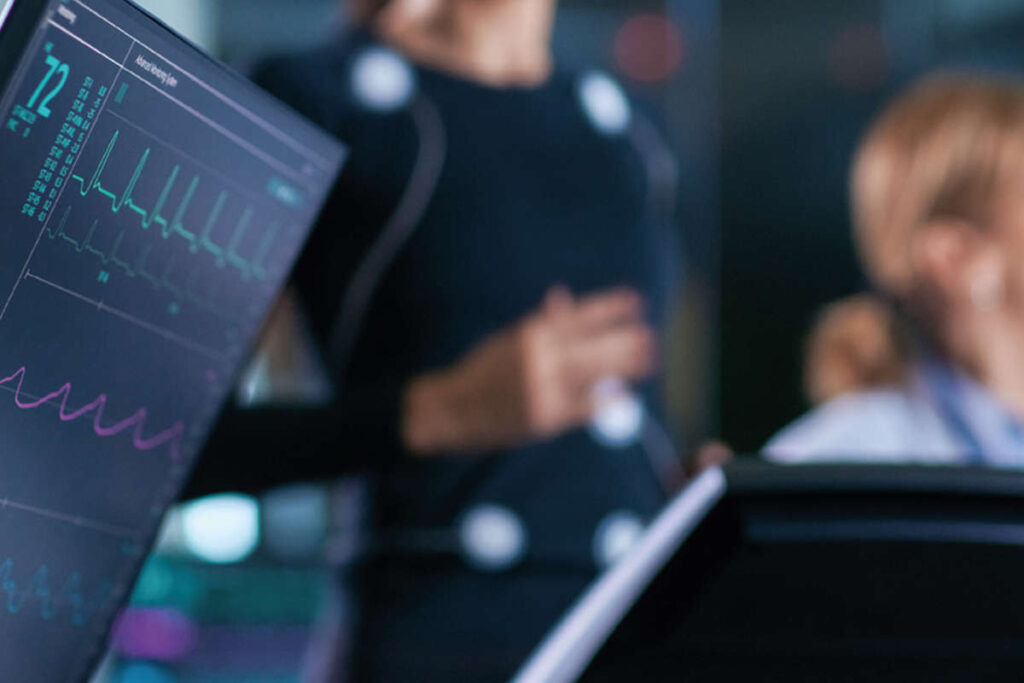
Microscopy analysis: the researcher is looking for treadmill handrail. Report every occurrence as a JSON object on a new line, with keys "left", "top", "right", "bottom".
{"left": 512, "top": 467, "right": 727, "bottom": 683}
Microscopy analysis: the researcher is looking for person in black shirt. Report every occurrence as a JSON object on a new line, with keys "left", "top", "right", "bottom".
{"left": 188, "top": 0, "right": 682, "bottom": 679}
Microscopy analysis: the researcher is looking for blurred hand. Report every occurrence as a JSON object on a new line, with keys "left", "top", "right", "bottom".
{"left": 402, "top": 286, "right": 657, "bottom": 455}
{"left": 687, "top": 440, "right": 735, "bottom": 477}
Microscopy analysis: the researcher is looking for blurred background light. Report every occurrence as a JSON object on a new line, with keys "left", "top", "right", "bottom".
{"left": 132, "top": 0, "right": 217, "bottom": 51}
{"left": 112, "top": 608, "right": 198, "bottom": 662}
{"left": 262, "top": 485, "right": 329, "bottom": 561}
{"left": 180, "top": 494, "right": 260, "bottom": 565}
{"left": 151, "top": 507, "right": 187, "bottom": 558}
{"left": 614, "top": 13, "right": 686, "bottom": 83}
{"left": 828, "top": 23, "right": 888, "bottom": 92}
{"left": 111, "top": 662, "right": 176, "bottom": 683}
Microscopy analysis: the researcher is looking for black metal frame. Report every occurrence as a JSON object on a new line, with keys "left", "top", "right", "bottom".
{"left": 516, "top": 461, "right": 1024, "bottom": 683}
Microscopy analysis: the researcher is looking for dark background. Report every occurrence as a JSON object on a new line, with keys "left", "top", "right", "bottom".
{"left": 91, "top": 1, "right": 1024, "bottom": 680}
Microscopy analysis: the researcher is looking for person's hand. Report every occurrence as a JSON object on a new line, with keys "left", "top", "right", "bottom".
{"left": 402, "top": 286, "right": 657, "bottom": 455}
{"left": 687, "top": 440, "right": 735, "bottom": 477}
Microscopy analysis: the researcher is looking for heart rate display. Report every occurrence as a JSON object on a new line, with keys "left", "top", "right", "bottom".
{"left": 0, "top": 0, "right": 345, "bottom": 679}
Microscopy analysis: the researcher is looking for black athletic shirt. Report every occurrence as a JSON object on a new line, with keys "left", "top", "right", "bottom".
{"left": 188, "top": 29, "right": 681, "bottom": 681}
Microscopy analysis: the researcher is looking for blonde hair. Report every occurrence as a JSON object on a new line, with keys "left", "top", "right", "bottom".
{"left": 852, "top": 73, "right": 1024, "bottom": 298}
{"left": 807, "top": 73, "right": 1024, "bottom": 404}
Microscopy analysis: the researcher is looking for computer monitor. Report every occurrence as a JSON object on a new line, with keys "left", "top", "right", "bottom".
{"left": 0, "top": 1, "right": 345, "bottom": 679}
{"left": 517, "top": 462, "right": 1024, "bottom": 682}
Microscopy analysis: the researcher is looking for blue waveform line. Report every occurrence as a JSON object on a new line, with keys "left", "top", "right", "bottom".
{"left": 0, "top": 558, "right": 110, "bottom": 626}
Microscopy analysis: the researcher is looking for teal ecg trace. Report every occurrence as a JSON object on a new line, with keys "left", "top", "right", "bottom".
{"left": 70, "top": 130, "right": 280, "bottom": 281}
{"left": 47, "top": 206, "right": 229, "bottom": 316}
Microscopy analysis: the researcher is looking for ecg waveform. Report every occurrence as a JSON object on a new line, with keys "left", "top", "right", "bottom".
{"left": 0, "top": 366, "right": 184, "bottom": 461}
{"left": 1, "top": 558, "right": 108, "bottom": 626}
{"left": 70, "top": 130, "right": 279, "bottom": 281}
{"left": 47, "top": 206, "right": 225, "bottom": 316}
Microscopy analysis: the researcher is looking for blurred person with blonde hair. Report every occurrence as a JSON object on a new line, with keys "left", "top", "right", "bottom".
{"left": 767, "top": 72, "right": 1024, "bottom": 465}
{"left": 186, "top": 0, "right": 683, "bottom": 680}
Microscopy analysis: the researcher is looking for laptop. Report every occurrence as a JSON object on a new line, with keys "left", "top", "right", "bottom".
{"left": 0, "top": 0, "right": 345, "bottom": 678}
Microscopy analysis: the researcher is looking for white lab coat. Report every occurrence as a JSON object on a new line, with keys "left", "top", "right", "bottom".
{"left": 764, "top": 360, "right": 1024, "bottom": 468}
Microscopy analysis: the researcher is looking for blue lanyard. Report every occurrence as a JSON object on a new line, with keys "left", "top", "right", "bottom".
{"left": 924, "top": 368, "right": 986, "bottom": 464}
{"left": 920, "top": 361, "right": 1024, "bottom": 466}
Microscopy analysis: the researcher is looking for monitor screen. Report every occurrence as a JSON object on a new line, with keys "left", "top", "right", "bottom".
{"left": 0, "top": 0, "right": 345, "bottom": 679}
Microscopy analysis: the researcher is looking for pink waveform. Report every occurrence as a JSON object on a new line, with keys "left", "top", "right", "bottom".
{"left": 0, "top": 366, "right": 184, "bottom": 461}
